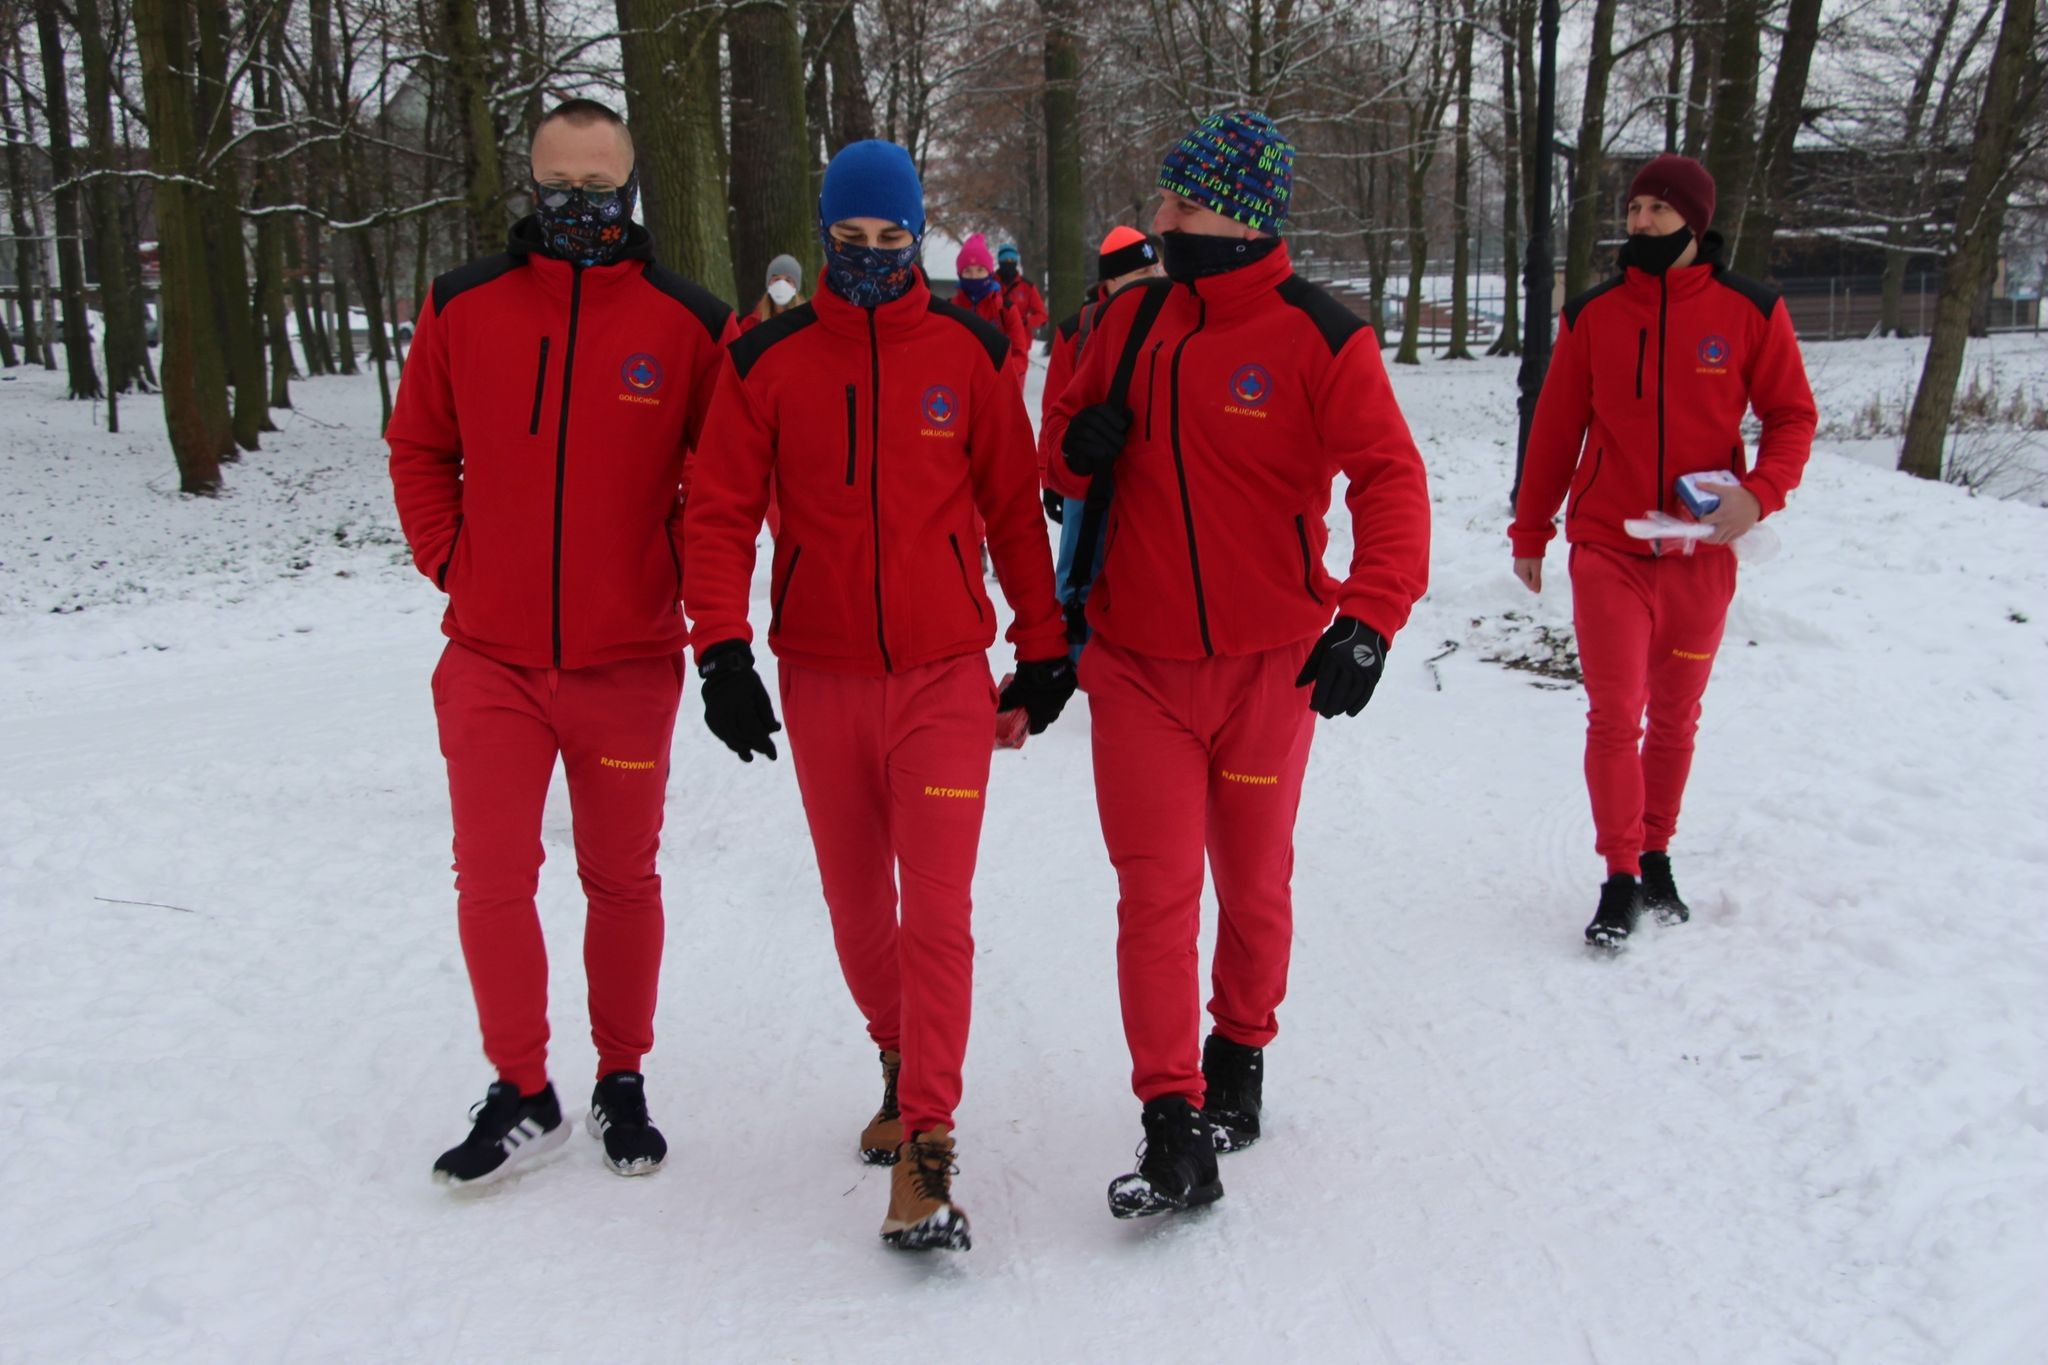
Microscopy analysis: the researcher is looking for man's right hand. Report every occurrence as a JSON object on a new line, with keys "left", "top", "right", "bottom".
{"left": 1043, "top": 488, "right": 1065, "bottom": 524}
{"left": 697, "top": 640, "right": 780, "bottom": 762}
{"left": 1061, "top": 403, "right": 1133, "bottom": 478}
{"left": 1513, "top": 557, "right": 1543, "bottom": 594}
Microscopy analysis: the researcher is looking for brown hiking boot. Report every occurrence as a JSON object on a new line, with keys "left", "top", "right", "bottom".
{"left": 880, "top": 1126, "right": 971, "bottom": 1251}
{"left": 857, "top": 1050, "right": 902, "bottom": 1166}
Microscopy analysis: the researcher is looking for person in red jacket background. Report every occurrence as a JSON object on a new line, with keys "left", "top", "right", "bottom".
{"left": 683, "top": 139, "right": 1073, "bottom": 1253}
{"left": 1511, "top": 154, "right": 1815, "bottom": 951}
{"left": 1045, "top": 111, "right": 1431, "bottom": 1219}
{"left": 996, "top": 241, "right": 1049, "bottom": 340}
{"left": 950, "top": 232, "right": 1030, "bottom": 392}
{"left": 387, "top": 99, "right": 737, "bottom": 1189}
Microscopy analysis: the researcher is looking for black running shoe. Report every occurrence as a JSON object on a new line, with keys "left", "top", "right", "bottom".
{"left": 1585, "top": 873, "right": 1642, "bottom": 952}
{"left": 587, "top": 1071, "right": 667, "bottom": 1176}
{"left": 1201, "top": 1034, "right": 1263, "bottom": 1153}
{"left": 1107, "top": 1096, "right": 1223, "bottom": 1219}
{"left": 432, "top": 1081, "right": 566, "bottom": 1187}
{"left": 1640, "top": 851, "right": 1690, "bottom": 925}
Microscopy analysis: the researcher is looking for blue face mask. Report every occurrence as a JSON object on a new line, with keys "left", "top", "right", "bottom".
{"left": 822, "top": 232, "right": 921, "bottom": 309}
{"left": 957, "top": 275, "right": 1000, "bottom": 304}
{"left": 532, "top": 171, "right": 639, "bottom": 266}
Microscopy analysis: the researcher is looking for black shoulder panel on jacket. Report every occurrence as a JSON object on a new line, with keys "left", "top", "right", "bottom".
{"left": 728, "top": 305, "right": 819, "bottom": 381}
{"left": 1057, "top": 312, "right": 1082, "bottom": 342}
{"left": 1709, "top": 269, "right": 1782, "bottom": 320}
{"left": 1561, "top": 276, "right": 1626, "bottom": 329}
{"left": 641, "top": 264, "right": 738, "bottom": 341}
{"left": 925, "top": 296, "right": 1011, "bottom": 373}
{"left": 1276, "top": 276, "right": 1369, "bottom": 356}
{"left": 432, "top": 254, "right": 522, "bottom": 315}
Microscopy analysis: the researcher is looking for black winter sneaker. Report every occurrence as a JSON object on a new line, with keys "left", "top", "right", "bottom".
{"left": 1640, "top": 851, "right": 1690, "bottom": 925}
{"left": 1107, "top": 1096, "right": 1224, "bottom": 1219}
{"left": 587, "top": 1071, "right": 667, "bottom": 1176}
{"left": 1585, "top": 873, "right": 1642, "bottom": 952}
{"left": 1201, "top": 1034, "right": 1263, "bottom": 1153}
{"left": 432, "top": 1081, "right": 566, "bottom": 1187}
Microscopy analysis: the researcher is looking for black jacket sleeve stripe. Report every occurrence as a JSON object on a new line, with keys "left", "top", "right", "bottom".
{"left": 729, "top": 304, "right": 820, "bottom": 380}
{"left": 924, "top": 296, "right": 1011, "bottom": 373}
{"left": 432, "top": 254, "right": 523, "bottom": 315}
{"left": 642, "top": 264, "right": 739, "bottom": 341}
{"left": 1561, "top": 275, "right": 1626, "bottom": 329}
{"left": 1709, "top": 269, "right": 1783, "bottom": 320}
{"left": 1276, "top": 275, "right": 1370, "bottom": 356}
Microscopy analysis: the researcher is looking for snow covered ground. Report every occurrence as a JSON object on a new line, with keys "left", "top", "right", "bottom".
{"left": 2, "top": 333, "right": 2044, "bottom": 1361}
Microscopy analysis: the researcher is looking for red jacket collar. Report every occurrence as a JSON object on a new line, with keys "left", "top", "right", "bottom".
{"left": 810, "top": 267, "right": 936, "bottom": 338}
{"left": 1181, "top": 240, "right": 1294, "bottom": 306}
{"left": 505, "top": 216, "right": 655, "bottom": 300}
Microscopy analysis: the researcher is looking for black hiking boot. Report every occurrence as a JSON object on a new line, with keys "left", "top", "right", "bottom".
{"left": 1107, "top": 1096, "right": 1224, "bottom": 1219}
{"left": 587, "top": 1071, "right": 667, "bottom": 1176}
{"left": 1201, "top": 1034, "right": 1263, "bottom": 1153}
{"left": 1640, "top": 851, "right": 1690, "bottom": 925}
{"left": 432, "top": 1081, "right": 567, "bottom": 1188}
{"left": 1585, "top": 873, "right": 1642, "bottom": 952}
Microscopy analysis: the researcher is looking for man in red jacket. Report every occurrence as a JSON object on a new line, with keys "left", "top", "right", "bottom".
{"left": 1044, "top": 111, "right": 1431, "bottom": 1219}
{"left": 1511, "top": 154, "right": 1815, "bottom": 951}
{"left": 684, "top": 139, "right": 1072, "bottom": 1252}
{"left": 387, "top": 99, "right": 737, "bottom": 1188}
{"left": 996, "top": 242, "right": 1049, "bottom": 339}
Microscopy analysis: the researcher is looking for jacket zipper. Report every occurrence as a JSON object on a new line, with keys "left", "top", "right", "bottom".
{"left": 1569, "top": 446, "right": 1605, "bottom": 521}
{"left": 866, "top": 310, "right": 892, "bottom": 672}
{"left": 529, "top": 336, "right": 551, "bottom": 435}
{"left": 1167, "top": 294, "right": 1214, "bottom": 656}
{"left": 843, "top": 384, "right": 857, "bottom": 485}
{"left": 1655, "top": 277, "right": 1669, "bottom": 519}
{"left": 1143, "top": 341, "right": 1163, "bottom": 440}
{"left": 770, "top": 544, "right": 802, "bottom": 635}
{"left": 550, "top": 266, "right": 585, "bottom": 667}
{"left": 1294, "top": 514, "right": 1324, "bottom": 604}
{"left": 948, "top": 533, "right": 985, "bottom": 620}
{"left": 436, "top": 520, "right": 465, "bottom": 589}
{"left": 1634, "top": 328, "right": 1645, "bottom": 399}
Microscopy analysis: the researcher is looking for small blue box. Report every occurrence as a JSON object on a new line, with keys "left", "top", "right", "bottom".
{"left": 1676, "top": 470, "right": 1741, "bottom": 518}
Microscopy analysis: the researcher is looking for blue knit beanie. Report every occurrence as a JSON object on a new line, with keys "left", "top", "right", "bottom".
{"left": 1157, "top": 111, "right": 1294, "bottom": 234}
{"left": 819, "top": 140, "right": 926, "bottom": 239}
{"left": 996, "top": 243, "right": 1020, "bottom": 262}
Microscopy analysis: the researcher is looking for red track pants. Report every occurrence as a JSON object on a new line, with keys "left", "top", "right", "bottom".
{"left": 778, "top": 653, "right": 998, "bottom": 1138}
{"left": 1082, "top": 636, "right": 1317, "bottom": 1106}
{"left": 432, "top": 642, "right": 683, "bottom": 1094}
{"left": 1569, "top": 543, "right": 1737, "bottom": 877}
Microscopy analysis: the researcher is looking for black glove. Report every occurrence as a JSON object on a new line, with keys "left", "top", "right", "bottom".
{"left": 1043, "top": 488, "right": 1065, "bottom": 524}
{"left": 1061, "top": 403, "right": 1133, "bottom": 479}
{"left": 1294, "top": 617, "right": 1388, "bottom": 719}
{"left": 997, "top": 656, "right": 1078, "bottom": 735}
{"left": 697, "top": 640, "right": 781, "bottom": 761}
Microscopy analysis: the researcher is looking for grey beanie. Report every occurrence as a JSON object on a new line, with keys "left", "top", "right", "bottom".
{"left": 767, "top": 254, "right": 803, "bottom": 286}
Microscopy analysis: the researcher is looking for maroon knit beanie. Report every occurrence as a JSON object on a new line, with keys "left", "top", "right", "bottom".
{"left": 1629, "top": 155, "right": 1715, "bottom": 239}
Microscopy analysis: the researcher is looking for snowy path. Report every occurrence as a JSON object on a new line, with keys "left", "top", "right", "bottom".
{"left": 2, "top": 341, "right": 2044, "bottom": 1361}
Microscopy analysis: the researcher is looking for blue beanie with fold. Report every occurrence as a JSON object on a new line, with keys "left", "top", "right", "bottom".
{"left": 819, "top": 140, "right": 926, "bottom": 239}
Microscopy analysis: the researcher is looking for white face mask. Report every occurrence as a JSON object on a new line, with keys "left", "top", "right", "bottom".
{"left": 767, "top": 279, "right": 798, "bottom": 306}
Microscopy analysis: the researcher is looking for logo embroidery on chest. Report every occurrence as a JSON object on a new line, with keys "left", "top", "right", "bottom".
{"left": 1225, "top": 363, "right": 1272, "bottom": 418}
{"left": 1695, "top": 334, "right": 1730, "bottom": 375}
{"left": 920, "top": 384, "right": 960, "bottom": 439}
{"left": 620, "top": 352, "right": 664, "bottom": 405}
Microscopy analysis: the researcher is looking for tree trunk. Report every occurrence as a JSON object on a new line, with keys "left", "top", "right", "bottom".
{"left": 1563, "top": 0, "right": 1617, "bottom": 301}
{"left": 75, "top": 0, "right": 148, "bottom": 392}
{"left": 617, "top": 0, "right": 736, "bottom": 303}
{"left": 352, "top": 230, "right": 395, "bottom": 426}
{"left": 1041, "top": 0, "right": 1086, "bottom": 326}
{"left": 194, "top": 0, "right": 266, "bottom": 447}
{"left": 287, "top": 219, "right": 328, "bottom": 376}
{"left": 1702, "top": 0, "right": 1761, "bottom": 250}
{"left": 33, "top": 2, "right": 102, "bottom": 398}
{"left": 1489, "top": 0, "right": 1522, "bottom": 356}
{"left": 2, "top": 28, "right": 49, "bottom": 370}
{"left": 252, "top": 9, "right": 295, "bottom": 407}
{"left": 1900, "top": 0, "right": 2040, "bottom": 480}
{"left": 1664, "top": 0, "right": 1683, "bottom": 151}
{"left": 1396, "top": 163, "right": 1430, "bottom": 366}
{"left": 1880, "top": 0, "right": 1966, "bottom": 337}
{"left": 822, "top": 0, "right": 876, "bottom": 150}
{"left": 1681, "top": 0, "right": 1719, "bottom": 157}
{"left": 729, "top": 1, "right": 816, "bottom": 301}
{"left": 134, "top": 0, "right": 224, "bottom": 493}
{"left": 332, "top": 250, "right": 357, "bottom": 375}
{"left": 1730, "top": 0, "right": 1822, "bottom": 279}
{"left": 1446, "top": 0, "right": 1476, "bottom": 359}
{"left": 440, "top": 0, "right": 505, "bottom": 257}
{"left": 0, "top": 311, "right": 15, "bottom": 367}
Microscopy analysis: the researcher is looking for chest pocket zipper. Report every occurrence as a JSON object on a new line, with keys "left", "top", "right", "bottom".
{"left": 1294, "top": 514, "right": 1325, "bottom": 604}
{"left": 529, "top": 337, "right": 552, "bottom": 435}
{"left": 771, "top": 546, "right": 803, "bottom": 635}
{"left": 1569, "top": 447, "right": 1605, "bottom": 521}
{"left": 844, "top": 385, "right": 858, "bottom": 485}
{"left": 948, "top": 534, "right": 985, "bottom": 621}
{"left": 1634, "top": 329, "right": 1646, "bottom": 399}
{"left": 1143, "top": 341, "right": 1163, "bottom": 440}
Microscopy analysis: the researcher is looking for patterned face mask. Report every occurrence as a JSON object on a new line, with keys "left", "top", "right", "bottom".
{"left": 956, "top": 275, "right": 1000, "bottom": 304}
{"left": 822, "top": 233, "right": 921, "bottom": 309}
{"left": 531, "top": 170, "right": 639, "bottom": 266}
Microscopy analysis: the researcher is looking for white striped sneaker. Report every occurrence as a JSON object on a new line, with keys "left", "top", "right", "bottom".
{"left": 432, "top": 1081, "right": 568, "bottom": 1187}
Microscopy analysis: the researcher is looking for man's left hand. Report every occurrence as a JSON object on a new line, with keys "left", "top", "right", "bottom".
{"left": 998, "top": 657, "right": 1077, "bottom": 734}
{"left": 1295, "top": 617, "right": 1388, "bottom": 719}
{"left": 1700, "top": 484, "right": 1761, "bottom": 545}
